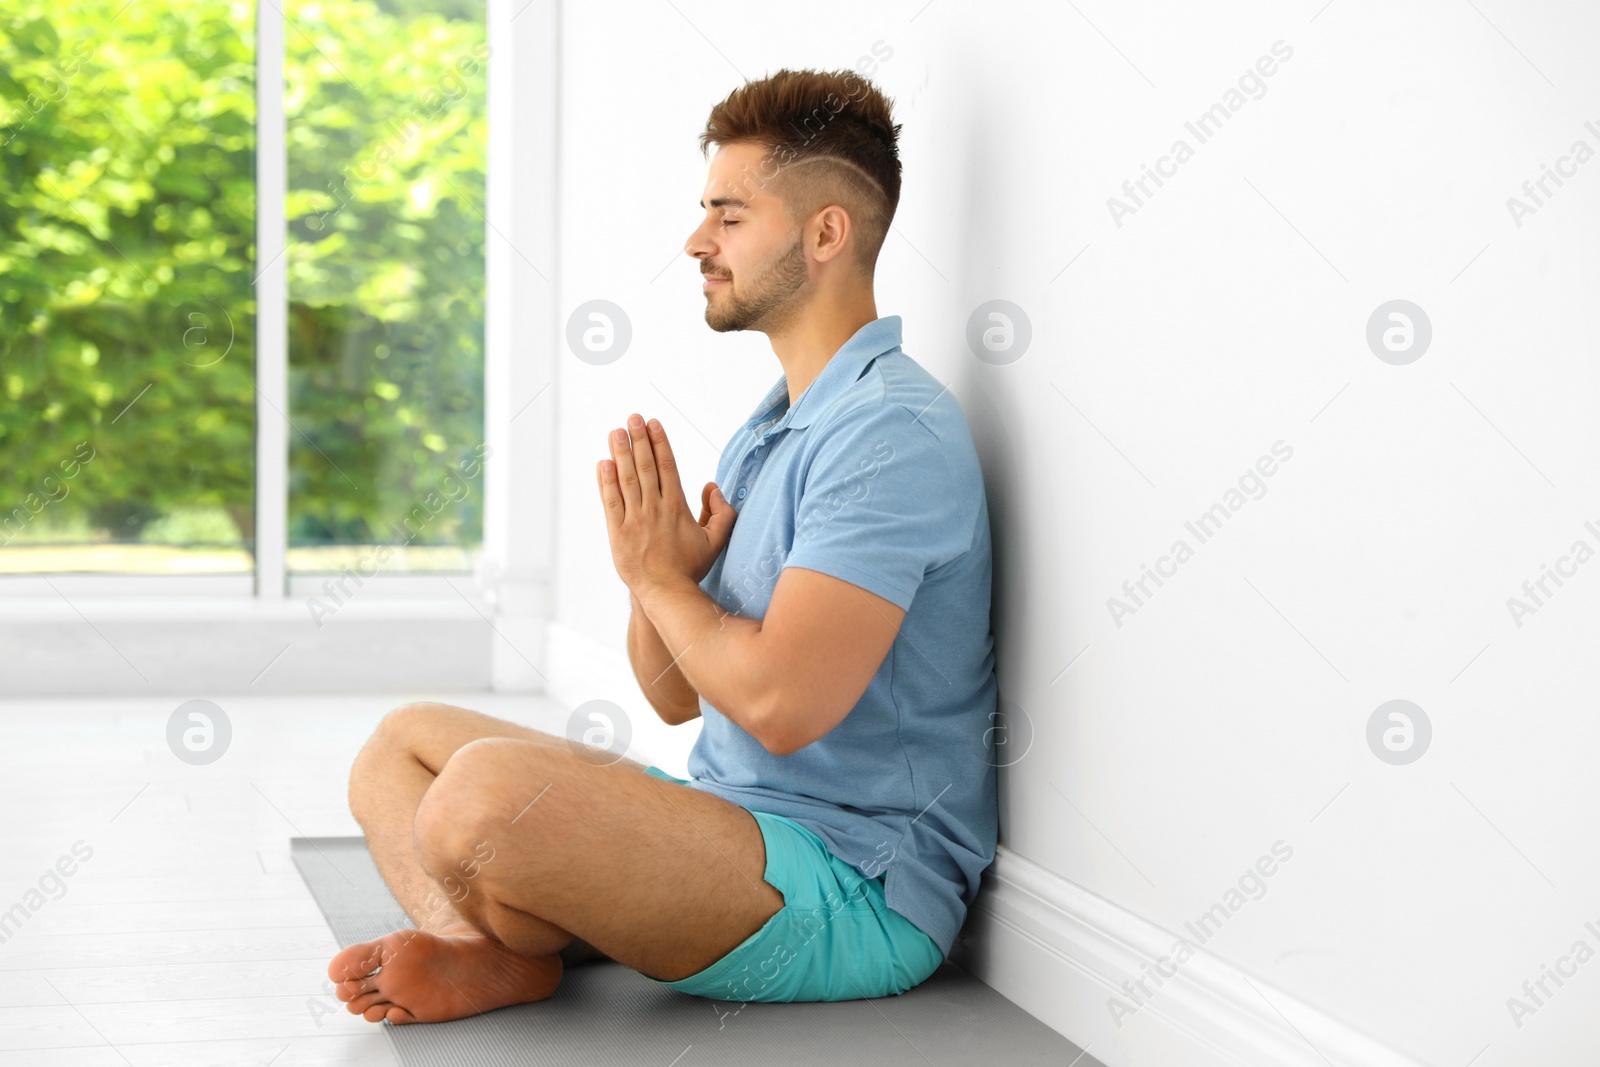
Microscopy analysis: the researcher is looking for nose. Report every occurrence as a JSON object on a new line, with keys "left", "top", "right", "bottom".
{"left": 684, "top": 221, "right": 714, "bottom": 263}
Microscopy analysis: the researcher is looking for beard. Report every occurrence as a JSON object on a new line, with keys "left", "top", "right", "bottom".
{"left": 704, "top": 233, "right": 809, "bottom": 333}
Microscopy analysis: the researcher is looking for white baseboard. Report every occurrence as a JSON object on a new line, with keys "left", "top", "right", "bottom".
{"left": 948, "top": 847, "right": 1432, "bottom": 1067}
{"left": 545, "top": 618, "right": 1428, "bottom": 1067}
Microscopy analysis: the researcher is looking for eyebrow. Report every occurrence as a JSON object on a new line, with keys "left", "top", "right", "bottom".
{"left": 698, "top": 197, "right": 748, "bottom": 209}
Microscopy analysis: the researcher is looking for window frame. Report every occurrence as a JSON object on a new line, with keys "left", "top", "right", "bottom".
{"left": 257, "top": 0, "right": 288, "bottom": 600}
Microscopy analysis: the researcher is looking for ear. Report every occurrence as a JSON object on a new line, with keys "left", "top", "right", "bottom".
{"left": 810, "top": 203, "right": 854, "bottom": 266}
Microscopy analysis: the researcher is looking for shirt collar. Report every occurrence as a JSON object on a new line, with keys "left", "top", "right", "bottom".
{"left": 745, "top": 315, "right": 903, "bottom": 435}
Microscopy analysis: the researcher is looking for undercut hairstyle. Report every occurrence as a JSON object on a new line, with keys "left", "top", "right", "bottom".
{"left": 699, "top": 67, "right": 903, "bottom": 276}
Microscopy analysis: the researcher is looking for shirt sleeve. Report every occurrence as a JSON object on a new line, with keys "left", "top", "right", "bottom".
{"left": 780, "top": 404, "right": 977, "bottom": 612}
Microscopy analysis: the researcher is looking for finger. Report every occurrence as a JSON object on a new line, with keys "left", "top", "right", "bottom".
{"left": 609, "top": 427, "right": 641, "bottom": 514}
{"left": 699, "top": 481, "right": 713, "bottom": 526}
{"left": 705, "top": 486, "right": 737, "bottom": 548}
{"left": 597, "top": 459, "right": 623, "bottom": 532}
{"left": 627, "top": 414, "right": 660, "bottom": 504}
{"left": 647, "top": 418, "right": 686, "bottom": 507}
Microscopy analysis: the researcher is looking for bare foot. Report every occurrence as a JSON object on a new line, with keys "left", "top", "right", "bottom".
{"left": 328, "top": 921, "right": 563, "bottom": 1024}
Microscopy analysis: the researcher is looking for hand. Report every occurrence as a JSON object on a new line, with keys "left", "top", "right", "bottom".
{"left": 597, "top": 413, "right": 737, "bottom": 590}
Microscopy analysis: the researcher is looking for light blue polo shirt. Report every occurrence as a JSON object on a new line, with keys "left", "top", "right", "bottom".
{"left": 682, "top": 314, "right": 999, "bottom": 960}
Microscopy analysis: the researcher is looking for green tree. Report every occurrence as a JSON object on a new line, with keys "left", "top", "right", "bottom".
{"left": 0, "top": 0, "right": 487, "bottom": 558}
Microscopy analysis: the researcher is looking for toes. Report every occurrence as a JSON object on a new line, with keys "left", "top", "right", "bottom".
{"left": 329, "top": 941, "right": 384, "bottom": 983}
{"left": 347, "top": 991, "right": 389, "bottom": 1017}
{"left": 386, "top": 1005, "right": 417, "bottom": 1025}
{"left": 363, "top": 1000, "right": 395, "bottom": 1023}
{"left": 335, "top": 977, "right": 374, "bottom": 1002}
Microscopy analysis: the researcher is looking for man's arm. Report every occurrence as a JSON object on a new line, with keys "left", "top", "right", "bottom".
{"left": 598, "top": 410, "right": 904, "bottom": 751}
{"left": 627, "top": 590, "right": 701, "bottom": 725}
{"left": 748, "top": 566, "right": 905, "bottom": 754}
{"left": 632, "top": 576, "right": 770, "bottom": 745}
{"left": 633, "top": 569, "right": 904, "bottom": 755}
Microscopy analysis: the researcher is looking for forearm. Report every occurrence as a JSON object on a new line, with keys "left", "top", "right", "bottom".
{"left": 633, "top": 574, "right": 772, "bottom": 745}
{"left": 627, "top": 591, "right": 700, "bottom": 722}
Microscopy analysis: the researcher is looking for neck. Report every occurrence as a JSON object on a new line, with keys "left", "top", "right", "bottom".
{"left": 768, "top": 286, "right": 879, "bottom": 407}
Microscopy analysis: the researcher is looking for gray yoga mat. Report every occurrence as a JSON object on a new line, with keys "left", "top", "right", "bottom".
{"left": 290, "top": 836, "right": 1101, "bottom": 1067}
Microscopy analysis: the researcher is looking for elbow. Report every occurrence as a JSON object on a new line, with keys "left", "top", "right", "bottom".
{"left": 757, "top": 691, "right": 802, "bottom": 756}
{"left": 646, "top": 688, "right": 701, "bottom": 727}
{"left": 758, "top": 690, "right": 837, "bottom": 757}
{"left": 759, "top": 720, "right": 795, "bottom": 757}
{"left": 763, "top": 734, "right": 799, "bottom": 757}
{"left": 653, "top": 703, "right": 689, "bottom": 727}
{"left": 664, "top": 696, "right": 703, "bottom": 727}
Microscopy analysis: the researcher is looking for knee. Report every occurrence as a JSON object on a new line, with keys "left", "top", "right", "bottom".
{"left": 347, "top": 702, "right": 447, "bottom": 826}
{"left": 374, "top": 701, "right": 449, "bottom": 746}
{"left": 412, "top": 738, "right": 518, "bottom": 884}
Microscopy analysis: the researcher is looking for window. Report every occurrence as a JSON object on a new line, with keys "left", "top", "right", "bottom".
{"left": 0, "top": 0, "right": 488, "bottom": 583}
{"left": 284, "top": 0, "right": 488, "bottom": 576}
{"left": 0, "top": 2, "right": 257, "bottom": 574}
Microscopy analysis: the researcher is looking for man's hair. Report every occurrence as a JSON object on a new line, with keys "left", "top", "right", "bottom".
{"left": 699, "top": 68, "right": 902, "bottom": 276}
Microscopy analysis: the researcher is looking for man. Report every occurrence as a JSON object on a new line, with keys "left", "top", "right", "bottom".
{"left": 329, "top": 67, "right": 997, "bottom": 1025}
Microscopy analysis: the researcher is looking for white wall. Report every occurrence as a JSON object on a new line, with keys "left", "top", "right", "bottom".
{"left": 546, "top": 2, "right": 1600, "bottom": 1064}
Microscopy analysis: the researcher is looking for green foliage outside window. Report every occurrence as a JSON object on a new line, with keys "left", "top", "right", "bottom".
{"left": 0, "top": 0, "right": 487, "bottom": 563}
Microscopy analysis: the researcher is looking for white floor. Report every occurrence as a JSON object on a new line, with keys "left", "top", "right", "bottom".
{"left": 0, "top": 691, "right": 571, "bottom": 1066}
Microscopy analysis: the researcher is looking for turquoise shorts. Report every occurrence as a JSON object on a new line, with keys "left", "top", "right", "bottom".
{"left": 640, "top": 765, "right": 944, "bottom": 1003}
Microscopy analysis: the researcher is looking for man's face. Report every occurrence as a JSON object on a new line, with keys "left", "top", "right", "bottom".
{"left": 686, "top": 143, "right": 809, "bottom": 333}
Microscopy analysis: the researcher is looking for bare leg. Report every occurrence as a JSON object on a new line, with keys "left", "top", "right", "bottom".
{"left": 333, "top": 702, "right": 623, "bottom": 1024}
{"left": 330, "top": 703, "right": 784, "bottom": 1025}
{"left": 345, "top": 702, "right": 596, "bottom": 957}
